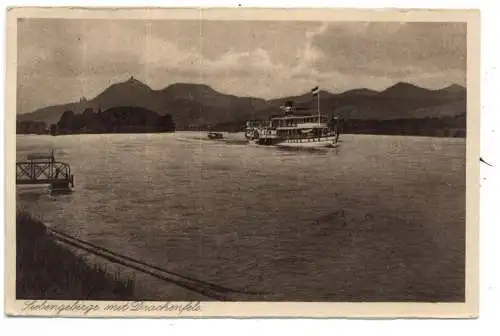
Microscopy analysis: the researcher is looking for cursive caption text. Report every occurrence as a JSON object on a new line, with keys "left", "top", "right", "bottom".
{"left": 21, "top": 300, "right": 202, "bottom": 315}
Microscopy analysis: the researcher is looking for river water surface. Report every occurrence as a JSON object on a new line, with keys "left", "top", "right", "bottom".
{"left": 16, "top": 132, "right": 466, "bottom": 301}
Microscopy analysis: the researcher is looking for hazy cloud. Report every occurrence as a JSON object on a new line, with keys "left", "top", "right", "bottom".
{"left": 312, "top": 22, "right": 466, "bottom": 77}
{"left": 17, "top": 19, "right": 466, "bottom": 114}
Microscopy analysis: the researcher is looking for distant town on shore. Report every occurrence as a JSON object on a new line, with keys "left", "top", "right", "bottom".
{"left": 17, "top": 77, "right": 467, "bottom": 137}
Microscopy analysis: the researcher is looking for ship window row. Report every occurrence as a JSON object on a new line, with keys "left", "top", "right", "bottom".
{"left": 277, "top": 128, "right": 329, "bottom": 137}
{"left": 271, "top": 117, "right": 326, "bottom": 127}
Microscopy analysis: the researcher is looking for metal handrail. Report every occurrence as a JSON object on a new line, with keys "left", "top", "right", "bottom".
{"left": 16, "top": 160, "right": 74, "bottom": 187}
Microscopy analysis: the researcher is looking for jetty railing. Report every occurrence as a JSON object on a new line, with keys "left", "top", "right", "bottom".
{"left": 16, "top": 151, "right": 75, "bottom": 188}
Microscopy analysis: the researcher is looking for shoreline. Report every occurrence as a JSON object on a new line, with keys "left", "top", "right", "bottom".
{"left": 16, "top": 211, "right": 136, "bottom": 301}
{"left": 15, "top": 131, "right": 466, "bottom": 140}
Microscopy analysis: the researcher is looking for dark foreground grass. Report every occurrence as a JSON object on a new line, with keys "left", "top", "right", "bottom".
{"left": 16, "top": 211, "right": 135, "bottom": 300}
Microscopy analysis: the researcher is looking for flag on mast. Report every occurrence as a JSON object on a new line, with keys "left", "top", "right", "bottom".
{"left": 311, "top": 86, "right": 319, "bottom": 97}
{"left": 312, "top": 86, "right": 320, "bottom": 120}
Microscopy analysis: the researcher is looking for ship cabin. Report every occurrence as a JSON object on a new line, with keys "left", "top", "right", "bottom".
{"left": 245, "top": 120, "right": 268, "bottom": 128}
{"left": 270, "top": 114, "right": 331, "bottom": 139}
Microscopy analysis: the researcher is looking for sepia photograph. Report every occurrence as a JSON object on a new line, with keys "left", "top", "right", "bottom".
{"left": 5, "top": 7, "right": 479, "bottom": 317}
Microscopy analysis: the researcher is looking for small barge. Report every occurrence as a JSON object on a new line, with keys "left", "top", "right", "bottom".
{"left": 207, "top": 132, "right": 224, "bottom": 140}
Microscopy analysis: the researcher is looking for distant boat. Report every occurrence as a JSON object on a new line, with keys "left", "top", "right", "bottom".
{"left": 208, "top": 132, "right": 224, "bottom": 140}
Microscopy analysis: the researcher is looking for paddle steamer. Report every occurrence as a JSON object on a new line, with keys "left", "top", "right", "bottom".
{"left": 245, "top": 87, "right": 341, "bottom": 148}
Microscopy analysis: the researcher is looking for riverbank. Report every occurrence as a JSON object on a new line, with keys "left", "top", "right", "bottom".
{"left": 16, "top": 211, "right": 135, "bottom": 300}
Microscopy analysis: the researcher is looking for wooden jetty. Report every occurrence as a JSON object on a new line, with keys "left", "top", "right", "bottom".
{"left": 16, "top": 150, "right": 74, "bottom": 191}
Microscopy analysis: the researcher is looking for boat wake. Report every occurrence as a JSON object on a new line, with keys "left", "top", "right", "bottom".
{"left": 178, "top": 136, "right": 249, "bottom": 146}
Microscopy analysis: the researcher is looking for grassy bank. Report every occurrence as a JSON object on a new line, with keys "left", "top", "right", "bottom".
{"left": 16, "top": 211, "right": 135, "bottom": 300}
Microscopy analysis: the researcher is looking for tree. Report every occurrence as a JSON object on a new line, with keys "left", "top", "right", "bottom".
{"left": 57, "top": 110, "right": 75, "bottom": 131}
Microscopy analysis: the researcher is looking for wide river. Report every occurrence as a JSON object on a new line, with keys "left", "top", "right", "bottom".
{"left": 16, "top": 132, "right": 466, "bottom": 302}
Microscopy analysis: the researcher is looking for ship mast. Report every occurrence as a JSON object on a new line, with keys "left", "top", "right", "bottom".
{"left": 317, "top": 89, "right": 320, "bottom": 126}
{"left": 312, "top": 86, "right": 320, "bottom": 125}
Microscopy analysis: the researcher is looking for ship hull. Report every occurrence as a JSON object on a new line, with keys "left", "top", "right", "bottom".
{"left": 248, "top": 138, "right": 282, "bottom": 146}
{"left": 249, "top": 136, "right": 339, "bottom": 148}
{"left": 275, "top": 136, "right": 339, "bottom": 148}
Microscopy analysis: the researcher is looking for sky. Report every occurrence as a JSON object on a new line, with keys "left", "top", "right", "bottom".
{"left": 17, "top": 19, "right": 467, "bottom": 114}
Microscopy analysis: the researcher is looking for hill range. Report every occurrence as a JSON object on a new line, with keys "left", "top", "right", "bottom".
{"left": 17, "top": 76, "right": 466, "bottom": 133}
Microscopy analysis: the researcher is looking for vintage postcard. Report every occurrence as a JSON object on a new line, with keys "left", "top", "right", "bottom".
{"left": 4, "top": 7, "right": 479, "bottom": 318}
